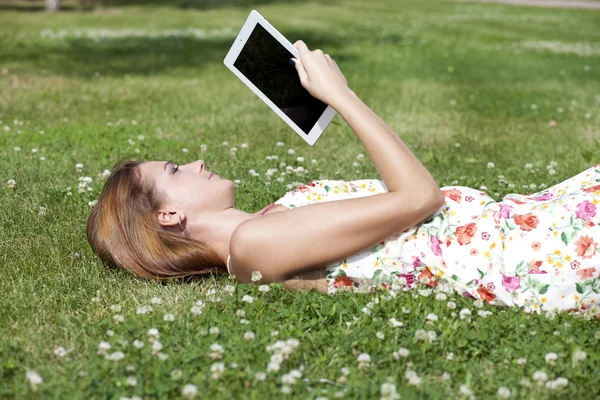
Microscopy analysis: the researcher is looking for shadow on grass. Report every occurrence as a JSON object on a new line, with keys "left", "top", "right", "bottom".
{"left": 8, "top": 30, "right": 362, "bottom": 77}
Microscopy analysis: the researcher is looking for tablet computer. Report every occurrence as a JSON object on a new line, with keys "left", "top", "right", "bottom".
{"left": 223, "top": 10, "right": 337, "bottom": 146}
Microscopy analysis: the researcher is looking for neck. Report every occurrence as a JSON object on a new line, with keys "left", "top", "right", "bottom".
{"left": 184, "top": 206, "right": 271, "bottom": 269}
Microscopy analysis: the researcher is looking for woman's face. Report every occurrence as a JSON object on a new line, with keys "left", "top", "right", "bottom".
{"left": 139, "top": 159, "right": 235, "bottom": 221}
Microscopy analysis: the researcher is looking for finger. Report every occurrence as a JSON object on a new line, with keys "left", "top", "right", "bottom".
{"left": 290, "top": 57, "right": 308, "bottom": 83}
{"left": 293, "top": 40, "right": 311, "bottom": 58}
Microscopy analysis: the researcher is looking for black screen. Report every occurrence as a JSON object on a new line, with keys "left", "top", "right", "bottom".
{"left": 233, "top": 23, "right": 329, "bottom": 135}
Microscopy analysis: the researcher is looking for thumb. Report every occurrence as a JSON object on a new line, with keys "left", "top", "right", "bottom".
{"left": 290, "top": 57, "right": 308, "bottom": 83}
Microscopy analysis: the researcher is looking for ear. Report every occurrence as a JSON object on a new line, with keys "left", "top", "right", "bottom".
{"left": 157, "top": 208, "right": 186, "bottom": 228}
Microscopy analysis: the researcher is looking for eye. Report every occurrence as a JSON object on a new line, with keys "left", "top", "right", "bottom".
{"left": 173, "top": 164, "right": 180, "bottom": 173}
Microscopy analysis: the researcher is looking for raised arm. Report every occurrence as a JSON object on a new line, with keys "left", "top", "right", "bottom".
{"left": 228, "top": 41, "right": 445, "bottom": 284}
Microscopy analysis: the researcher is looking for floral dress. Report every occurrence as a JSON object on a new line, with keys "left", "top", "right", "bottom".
{"left": 273, "top": 163, "right": 600, "bottom": 315}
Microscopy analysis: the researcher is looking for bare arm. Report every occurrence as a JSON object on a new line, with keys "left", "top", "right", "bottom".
{"left": 229, "top": 41, "right": 445, "bottom": 283}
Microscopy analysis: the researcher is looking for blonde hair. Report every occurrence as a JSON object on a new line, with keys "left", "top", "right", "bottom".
{"left": 86, "top": 160, "right": 227, "bottom": 281}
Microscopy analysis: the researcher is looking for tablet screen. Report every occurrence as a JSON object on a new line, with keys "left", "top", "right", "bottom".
{"left": 233, "top": 23, "right": 329, "bottom": 135}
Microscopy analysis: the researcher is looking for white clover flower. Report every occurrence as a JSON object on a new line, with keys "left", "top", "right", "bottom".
{"left": 376, "top": 331, "right": 385, "bottom": 340}
{"left": 242, "top": 295, "right": 254, "bottom": 303}
{"left": 435, "top": 292, "right": 447, "bottom": 301}
{"left": 388, "top": 317, "right": 403, "bottom": 327}
{"left": 209, "top": 327, "right": 220, "bottom": 335}
{"left": 14, "top": 146, "right": 20, "bottom": 151}
{"left": 110, "top": 304, "right": 121, "bottom": 312}
{"left": 287, "top": 148, "right": 295, "bottom": 154}
{"left": 361, "top": 307, "right": 371, "bottom": 315}
{"left": 404, "top": 370, "right": 421, "bottom": 386}
{"left": 190, "top": 305, "right": 203, "bottom": 315}
{"left": 127, "top": 139, "right": 135, "bottom": 145}
{"left": 181, "top": 148, "right": 188, "bottom": 153}
{"left": 496, "top": 386, "right": 511, "bottom": 399}
{"left": 296, "top": 156, "right": 304, "bottom": 162}
{"left": 210, "top": 362, "right": 225, "bottom": 379}
{"left": 258, "top": 284, "right": 270, "bottom": 292}
{"left": 545, "top": 352, "right": 558, "bottom": 364}
{"left": 7, "top": 179, "right": 16, "bottom": 189}
{"left": 459, "top": 384, "right": 473, "bottom": 397}
{"left": 136, "top": 305, "right": 153, "bottom": 315}
{"left": 105, "top": 351, "right": 125, "bottom": 361}
{"left": 255, "top": 372, "right": 267, "bottom": 381}
{"left": 455, "top": 142, "right": 461, "bottom": 147}
{"left": 573, "top": 350, "right": 586, "bottom": 362}
{"left": 106, "top": 329, "right": 114, "bottom": 336}
{"left": 530, "top": 104, "right": 537, "bottom": 110}
{"left": 446, "top": 352, "right": 454, "bottom": 361}
{"left": 532, "top": 371, "right": 548, "bottom": 382}
{"left": 357, "top": 353, "right": 371, "bottom": 363}
{"left": 26, "top": 370, "right": 43, "bottom": 389}
{"left": 398, "top": 348, "right": 410, "bottom": 357}
{"left": 151, "top": 296, "right": 162, "bottom": 305}
{"left": 244, "top": 331, "right": 256, "bottom": 340}
{"left": 54, "top": 346, "right": 69, "bottom": 357}
{"left": 487, "top": 162, "right": 495, "bottom": 169}
{"left": 170, "top": 369, "right": 183, "bottom": 380}
{"left": 151, "top": 340, "right": 163, "bottom": 355}
{"left": 524, "top": 163, "right": 533, "bottom": 169}
{"left": 147, "top": 328, "right": 159, "bottom": 337}
{"left": 222, "top": 141, "right": 229, "bottom": 146}
{"left": 251, "top": 271, "right": 262, "bottom": 282}
{"left": 426, "top": 313, "right": 438, "bottom": 322}
{"left": 133, "top": 340, "right": 144, "bottom": 349}
{"left": 163, "top": 313, "right": 175, "bottom": 322}
{"left": 415, "top": 329, "right": 429, "bottom": 341}
{"left": 76, "top": 163, "right": 83, "bottom": 170}
{"left": 478, "top": 310, "right": 493, "bottom": 318}
{"left": 224, "top": 285, "right": 236, "bottom": 294}
{"left": 545, "top": 377, "right": 568, "bottom": 389}
{"left": 127, "top": 375, "right": 137, "bottom": 386}
{"left": 113, "top": 314, "right": 124, "bottom": 322}
{"left": 181, "top": 383, "right": 198, "bottom": 398}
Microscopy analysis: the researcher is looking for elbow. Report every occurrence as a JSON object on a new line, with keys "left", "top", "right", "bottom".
{"left": 426, "top": 189, "right": 446, "bottom": 211}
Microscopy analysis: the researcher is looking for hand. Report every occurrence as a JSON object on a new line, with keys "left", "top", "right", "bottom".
{"left": 290, "top": 40, "right": 352, "bottom": 108}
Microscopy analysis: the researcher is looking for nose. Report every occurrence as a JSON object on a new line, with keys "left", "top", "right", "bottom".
{"left": 193, "top": 160, "right": 204, "bottom": 174}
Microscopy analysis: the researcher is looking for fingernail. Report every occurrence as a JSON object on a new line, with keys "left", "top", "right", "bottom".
{"left": 289, "top": 59, "right": 295, "bottom": 66}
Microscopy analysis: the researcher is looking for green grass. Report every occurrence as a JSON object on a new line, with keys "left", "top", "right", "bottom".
{"left": 1, "top": 0, "right": 600, "bottom": 398}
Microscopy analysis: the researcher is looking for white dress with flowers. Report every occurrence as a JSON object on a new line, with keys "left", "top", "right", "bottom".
{"left": 273, "top": 164, "right": 600, "bottom": 315}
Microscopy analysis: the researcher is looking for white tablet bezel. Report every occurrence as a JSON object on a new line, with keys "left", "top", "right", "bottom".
{"left": 223, "top": 10, "right": 337, "bottom": 146}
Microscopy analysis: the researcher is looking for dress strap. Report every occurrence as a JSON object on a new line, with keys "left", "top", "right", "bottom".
{"left": 259, "top": 203, "right": 278, "bottom": 216}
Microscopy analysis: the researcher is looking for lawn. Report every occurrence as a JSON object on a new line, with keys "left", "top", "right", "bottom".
{"left": 1, "top": 0, "right": 599, "bottom": 398}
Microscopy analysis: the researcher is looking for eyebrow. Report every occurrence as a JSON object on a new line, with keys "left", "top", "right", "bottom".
{"left": 164, "top": 160, "right": 173, "bottom": 172}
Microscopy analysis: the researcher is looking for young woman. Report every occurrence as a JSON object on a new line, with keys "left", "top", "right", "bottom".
{"left": 87, "top": 40, "right": 600, "bottom": 315}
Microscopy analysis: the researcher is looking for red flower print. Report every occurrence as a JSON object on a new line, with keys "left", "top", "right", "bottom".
{"left": 442, "top": 188, "right": 462, "bottom": 202}
{"left": 470, "top": 248, "right": 479, "bottom": 256}
{"left": 333, "top": 276, "right": 355, "bottom": 288}
{"left": 583, "top": 184, "right": 600, "bottom": 193}
{"left": 296, "top": 184, "right": 311, "bottom": 193}
{"left": 486, "top": 282, "right": 495, "bottom": 291}
{"left": 576, "top": 267, "right": 597, "bottom": 280}
{"left": 574, "top": 234, "right": 599, "bottom": 259}
{"left": 513, "top": 213, "right": 539, "bottom": 231}
{"left": 531, "top": 241, "right": 541, "bottom": 251}
{"left": 505, "top": 197, "right": 528, "bottom": 205}
{"left": 455, "top": 223, "right": 477, "bottom": 245}
{"left": 477, "top": 284, "right": 497, "bottom": 303}
{"left": 529, "top": 260, "right": 546, "bottom": 274}
{"left": 570, "top": 260, "right": 580, "bottom": 270}
{"left": 418, "top": 268, "right": 438, "bottom": 288}
{"left": 465, "top": 196, "right": 474, "bottom": 202}
{"left": 481, "top": 232, "right": 490, "bottom": 240}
